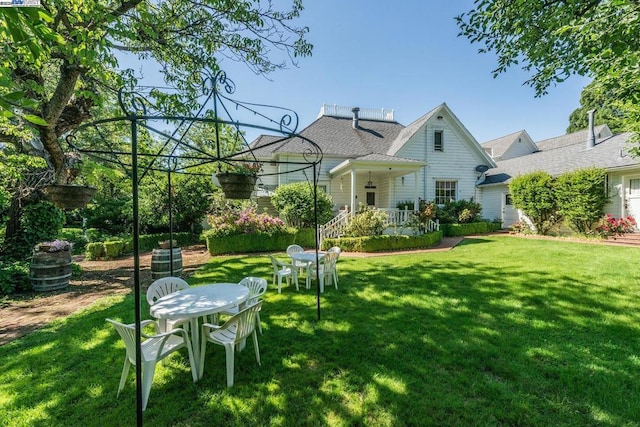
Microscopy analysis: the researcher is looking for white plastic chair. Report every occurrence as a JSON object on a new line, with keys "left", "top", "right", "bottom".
{"left": 146, "top": 277, "right": 190, "bottom": 332}
{"left": 268, "top": 255, "right": 295, "bottom": 293}
{"left": 199, "top": 300, "right": 263, "bottom": 386}
{"left": 219, "top": 277, "right": 268, "bottom": 333}
{"left": 106, "top": 318, "right": 197, "bottom": 411}
{"left": 326, "top": 246, "right": 341, "bottom": 285}
{"left": 286, "top": 244, "right": 309, "bottom": 273}
{"left": 307, "top": 251, "right": 339, "bottom": 292}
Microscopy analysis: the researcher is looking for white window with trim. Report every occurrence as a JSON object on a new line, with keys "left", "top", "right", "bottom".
{"left": 435, "top": 180, "right": 457, "bottom": 204}
{"left": 434, "top": 130, "right": 444, "bottom": 151}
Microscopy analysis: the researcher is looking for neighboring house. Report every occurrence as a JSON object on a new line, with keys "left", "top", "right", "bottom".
{"left": 478, "top": 121, "right": 640, "bottom": 228}
{"left": 249, "top": 103, "right": 496, "bottom": 219}
{"left": 481, "top": 130, "right": 537, "bottom": 161}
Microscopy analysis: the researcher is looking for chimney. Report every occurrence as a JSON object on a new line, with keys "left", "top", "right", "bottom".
{"left": 352, "top": 107, "right": 360, "bottom": 129}
{"left": 586, "top": 109, "right": 596, "bottom": 149}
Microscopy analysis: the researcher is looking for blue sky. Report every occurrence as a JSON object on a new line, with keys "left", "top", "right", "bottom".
{"left": 128, "top": 1, "right": 591, "bottom": 144}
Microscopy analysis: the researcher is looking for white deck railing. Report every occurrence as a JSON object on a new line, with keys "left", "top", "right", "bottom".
{"left": 318, "top": 104, "right": 395, "bottom": 122}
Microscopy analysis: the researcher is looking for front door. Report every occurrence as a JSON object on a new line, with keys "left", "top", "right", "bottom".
{"left": 626, "top": 177, "right": 640, "bottom": 226}
{"left": 502, "top": 193, "right": 519, "bottom": 227}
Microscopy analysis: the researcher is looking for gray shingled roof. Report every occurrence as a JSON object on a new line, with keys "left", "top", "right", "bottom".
{"left": 248, "top": 115, "right": 404, "bottom": 157}
{"left": 535, "top": 125, "right": 610, "bottom": 151}
{"left": 481, "top": 132, "right": 637, "bottom": 185}
{"left": 481, "top": 130, "right": 527, "bottom": 158}
{"left": 246, "top": 134, "right": 291, "bottom": 158}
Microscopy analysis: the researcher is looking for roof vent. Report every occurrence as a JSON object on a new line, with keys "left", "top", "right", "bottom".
{"left": 586, "top": 109, "right": 596, "bottom": 149}
{"left": 352, "top": 107, "right": 360, "bottom": 129}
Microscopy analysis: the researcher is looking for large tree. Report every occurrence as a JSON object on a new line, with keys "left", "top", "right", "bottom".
{"left": 457, "top": 0, "right": 640, "bottom": 156}
{"left": 0, "top": 0, "right": 312, "bottom": 244}
{"left": 567, "top": 79, "right": 627, "bottom": 134}
{"left": 456, "top": 1, "right": 640, "bottom": 108}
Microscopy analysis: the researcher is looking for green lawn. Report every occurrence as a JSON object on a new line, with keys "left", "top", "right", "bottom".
{"left": 2, "top": 236, "right": 640, "bottom": 426}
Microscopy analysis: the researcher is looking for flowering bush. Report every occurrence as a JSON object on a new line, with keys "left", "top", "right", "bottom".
{"left": 35, "top": 239, "right": 73, "bottom": 252}
{"left": 595, "top": 214, "right": 636, "bottom": 237}
{"left": 343, "top": 204, "right": 388, "bottom": 237}
{"left": 218, "top": 162, "right": 262, "bottom": 175}
{"left": 206, "top": 206, "right": 287, "bottom": 237}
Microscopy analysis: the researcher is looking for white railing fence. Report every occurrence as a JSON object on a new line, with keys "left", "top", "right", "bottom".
{"left": 318, "top": 104, "right": 395, "bottom": 122}
{"left": 318, "top": 207, "right": 440, "bottom": 244}
{"left": 318, "top": 208, "right": 350, "bottom": 244}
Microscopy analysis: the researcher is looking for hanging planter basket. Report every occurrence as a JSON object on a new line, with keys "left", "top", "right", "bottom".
{"left": 44, "top": 184, "right": 97, "bottom": 209}
{"left": 216, "top": 173, "right": 257, "bottom": 199}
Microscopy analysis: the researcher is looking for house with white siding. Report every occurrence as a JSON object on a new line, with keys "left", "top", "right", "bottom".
{"left": 477, "top": 120, "right": 640, "bottom": 228}
{"left": 247, "top": 103, "right": 640, "bottom": 232}
{"left": 248, "top": 103, "right": 495, "bottom": 219}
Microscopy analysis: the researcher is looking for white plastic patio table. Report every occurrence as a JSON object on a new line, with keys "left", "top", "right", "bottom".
{"left": 149, "top": 283, "right": 249, "bottom": 378}
{"left": 290, "top": 252, "right": 326, "bottom": 288}
{"left": 290, "top": 251, "right": 326, "bottom": 264}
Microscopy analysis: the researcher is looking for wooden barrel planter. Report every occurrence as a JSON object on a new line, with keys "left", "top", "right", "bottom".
{"left": 30, "top": 250, "right": 72, "bottom": 292}
{"left": 216, "top": 173, "right": 257, "bottom": 199}
{"left": 151, "top": 248, "right": 183, "bottom": 279}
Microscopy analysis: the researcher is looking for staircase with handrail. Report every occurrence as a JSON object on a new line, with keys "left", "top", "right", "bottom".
{"left": 318, "top": 208, "right": 350, "bottom": 244}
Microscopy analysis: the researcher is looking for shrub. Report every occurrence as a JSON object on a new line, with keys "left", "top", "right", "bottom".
{"left": 555, "top": 167, "right": 609, "bottom": 233}
{"left": 4, "top": 201, "right": 66, "bottom": 260}
{"left": 436, "top": 199, "right": 482, "bottom": 224}
{"left": 59, "top": 228, "right": 88, "bottom": 254}
{"left": 440, "top": 222, "right": 499, "bottom": 236}
{"left": 85, "top": 242, "right": 105, "bottom": 260}
{"left": 104, "top": 240, "right": 126, "bottom": 258}
{"left": 0, "top": 260, "right": 30, "bottom": 294}
{"left": 205, "top": 229, "right": 297, "bottom": 255}
{"left": 206, "top": 206, "right": 288, "bottom": 238}
{"left": 509, "top": 171, "right": 560, "bottom": 235}
{"left": 396, "top": 200, "right": 415, "bottom": 210}
{"left": 271, "top": 182, "right": 334, "bottom": 227}
{"left": 322, "top": 231, "right": 443, "bottom": 252}
{"left": 342, "top": 204, "right": 387, "bottom": 237}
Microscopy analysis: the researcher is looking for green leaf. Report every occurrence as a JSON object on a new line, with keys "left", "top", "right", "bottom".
{"left": 23, "top": 114, "right": 48, "bottom": 125}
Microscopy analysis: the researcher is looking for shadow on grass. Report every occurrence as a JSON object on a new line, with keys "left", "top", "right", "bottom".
{"left": 2, "top": 238, "right": 640, "bottom": 425}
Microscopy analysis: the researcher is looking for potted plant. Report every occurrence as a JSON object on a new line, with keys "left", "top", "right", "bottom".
{"left": 215, "top": 162, "right": 261, "bottom": 199}
{"left": 44, "top": 152, "right": 97, "bottom": 209}
{"left": 30, "top": 239, "right": 74, "bottom": 291}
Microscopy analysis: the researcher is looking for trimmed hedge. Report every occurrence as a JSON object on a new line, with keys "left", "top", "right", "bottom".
{"left": 59, "top": 228, "right": 88, "bottom": 253}
{"left": 84, "top": 232, "right": 201, "bottom": 260}
{"left": 205, "top": 230, "right": 297, "bottom": 255}
{"left": 440, "top": 222, "right": 501, "bottom": 237}
{"left": 294, "top": 228, "right": 317, "bottom": 248}
{"left": 321, "top": 231, "right": 443, "bottom": 252}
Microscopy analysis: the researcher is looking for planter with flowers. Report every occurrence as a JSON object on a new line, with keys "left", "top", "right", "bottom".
{"left": 215, "top": 162, "right": 261, "bottom": 199}
{"left": 30, "top": 240, "right": 73, "bottom": 291}
{"left": 596, "top": 214, "right": 637, "bottom": 239}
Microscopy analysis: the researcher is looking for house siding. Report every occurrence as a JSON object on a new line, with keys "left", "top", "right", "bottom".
{"left": 501, "top": 138, "right": 536, "bottom": 160}
{"left": 478, "top": 186, "right": 504, "bottom": 222}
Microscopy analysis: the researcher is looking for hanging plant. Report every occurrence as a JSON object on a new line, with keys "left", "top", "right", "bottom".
{"left": 215, "top": 162, "right": 261, "bottom": 199}
{"left": 44, "top": 184, "right": 97, "bottom": 209}
{"left": 43, "top": 152, "right": 97, "bottom": 209}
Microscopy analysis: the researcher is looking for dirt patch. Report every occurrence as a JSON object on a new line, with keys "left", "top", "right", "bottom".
{"left": 0, "top": 245, "right": 211, "bottom": 346}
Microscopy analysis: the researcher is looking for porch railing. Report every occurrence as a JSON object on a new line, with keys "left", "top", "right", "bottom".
{"left": 318, "top": 207, "right": 440, "bottom": 245}
{"left": 380, "top": 208, "right": 440, "bottom": 231}
{"left": 318, "top": 208, "right": 350, "bottom": 244}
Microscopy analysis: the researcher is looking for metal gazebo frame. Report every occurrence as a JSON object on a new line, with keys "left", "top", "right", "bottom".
{"left": 65, "top": 70, "right": 325, "bottom": 425}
